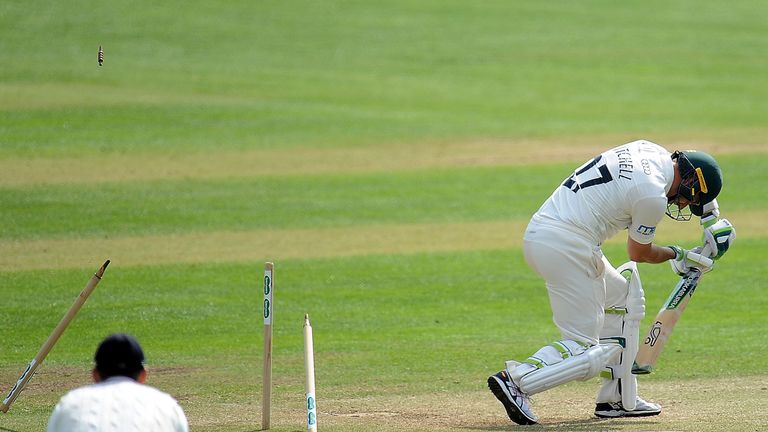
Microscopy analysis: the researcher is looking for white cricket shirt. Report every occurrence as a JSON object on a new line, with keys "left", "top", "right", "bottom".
{"left": 530, "top": 140, "right": 674, "bottom": 246}
{"left": 47, "top": 376, "right": 189, "bottom": 432}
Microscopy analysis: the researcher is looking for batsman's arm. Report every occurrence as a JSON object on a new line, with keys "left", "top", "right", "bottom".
{"left": 627, "top": 238, "right": 677, "bottom": 264}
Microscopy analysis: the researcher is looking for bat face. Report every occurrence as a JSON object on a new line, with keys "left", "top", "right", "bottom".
{"left": 666, "top": 271, "right": 701, "bottom": 309}
{"left": 644, "top": 321, "right": 663, "bottom": 347}
{"left": 633, "top": 269, "right": 702, "bottom": 375}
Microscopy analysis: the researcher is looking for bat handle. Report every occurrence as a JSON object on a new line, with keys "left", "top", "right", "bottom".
{"left": 687, "top": 251, "right": 713, "bottom": 268}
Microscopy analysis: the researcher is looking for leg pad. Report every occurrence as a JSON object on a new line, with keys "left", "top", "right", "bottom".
{"left": 510, "top": 343, "right": 622, "bottom": 395}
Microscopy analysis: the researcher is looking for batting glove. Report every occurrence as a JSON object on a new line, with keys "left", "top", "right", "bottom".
{"left": 701, "top": 218, "right": 736, "bottom": 260}
{"left": 669, "top": 245, "right": 714, "bottom": 276}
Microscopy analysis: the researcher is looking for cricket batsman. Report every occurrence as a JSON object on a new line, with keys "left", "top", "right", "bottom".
{"left": 488, "top": 139, "right": 736, "bottom": 424}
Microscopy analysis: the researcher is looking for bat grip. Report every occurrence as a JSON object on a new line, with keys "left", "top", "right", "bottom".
{"left": 687, "top": 251, "right": 713, "bottom": 268}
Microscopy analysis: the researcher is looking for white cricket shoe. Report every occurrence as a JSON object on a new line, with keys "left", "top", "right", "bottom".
{"left": 487, "top": 370, "right": 538, "bottom": 425}
{"left": 594, "top": 397, "right": 661, "bottom": 418}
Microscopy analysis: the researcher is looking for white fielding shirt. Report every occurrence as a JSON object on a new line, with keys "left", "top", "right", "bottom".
{"left": 531, "top": 140, "right": 674, "bottom": 246}
{"left": 47, "top": 376, "right": 189, "bottom": 432}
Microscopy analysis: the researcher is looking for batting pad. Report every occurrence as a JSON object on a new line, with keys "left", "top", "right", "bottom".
{"left": 510, "top": 343, "right": 622, "bottom": 396}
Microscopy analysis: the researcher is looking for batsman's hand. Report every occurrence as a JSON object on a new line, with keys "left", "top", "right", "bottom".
{"left": 701, "top": 218, "right": 736, "bottom": 260}
{"left": 668, "top": 245, "right": 714, "bottom": 276}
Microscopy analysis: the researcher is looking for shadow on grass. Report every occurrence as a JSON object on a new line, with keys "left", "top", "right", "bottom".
{"left": 466, "top": 418, "right": 662, "bottom": 431}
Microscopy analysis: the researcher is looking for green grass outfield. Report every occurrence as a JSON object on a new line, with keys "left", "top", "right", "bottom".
{"left": 2, "top": 1, "right": 767, "bottom": 431}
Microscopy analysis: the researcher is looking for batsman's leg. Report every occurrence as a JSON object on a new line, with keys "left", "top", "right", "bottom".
{"left": 508, "top": 341, "right": 622, "bottom": 395}
{"left": 595, "top": 259, "right": 660, "bottom": 418}
{"left": 491, "top": 225, "right": 621, "bottom": 424}
{"left": 489, "top": 340, "right": 622, "bottom": 426}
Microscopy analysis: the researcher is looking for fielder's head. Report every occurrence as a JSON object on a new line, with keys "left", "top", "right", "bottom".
{"left": 667, "top": 150, "right": 722, "bottom": 221}
{"left": 94, "top": 333, "right": 146, "bottom": 381}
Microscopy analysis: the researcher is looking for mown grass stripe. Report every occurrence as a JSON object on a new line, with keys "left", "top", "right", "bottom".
{"left": 1, "top": 151, "right": 761, "bottom": 242}
{"left": 0, "top": 164, "right": 557, "bottom": 241}
{"left": 0, "top": 220, "right": 525, "bottom": 272}
{"left": 1, "top": 136, "right": 765, "bottom": 187}
{"left": 2, "top": 211, "right": 762, "bottom": 272}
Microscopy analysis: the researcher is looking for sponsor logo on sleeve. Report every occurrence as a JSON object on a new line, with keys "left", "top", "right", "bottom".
{"left": 637, "top": 225, "right": 656, "bottom": 236}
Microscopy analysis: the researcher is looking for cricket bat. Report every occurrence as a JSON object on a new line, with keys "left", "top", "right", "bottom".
{"left": 632, "top": 269, "right": 702, "bottom": 374}
{"left": 633, "top": 250, "right": 713, "bottom": 374}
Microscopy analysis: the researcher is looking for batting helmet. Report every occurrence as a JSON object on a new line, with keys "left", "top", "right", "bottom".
{"left": 674, "top": 150, "right": 722, "bottom": 216}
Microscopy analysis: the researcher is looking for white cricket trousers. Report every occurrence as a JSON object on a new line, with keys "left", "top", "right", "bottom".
{"left": 523, "top": 220, "right": 629, "bottom": 347}
{"left": 520, "top": 219, "right": 635, "bottom": 403}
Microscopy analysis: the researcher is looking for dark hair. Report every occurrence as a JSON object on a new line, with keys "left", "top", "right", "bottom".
{"left": 94, "top": 333, "right": 145, "bottom": 380}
